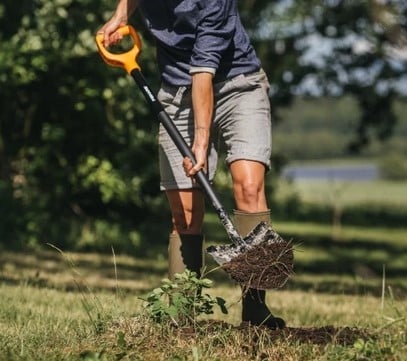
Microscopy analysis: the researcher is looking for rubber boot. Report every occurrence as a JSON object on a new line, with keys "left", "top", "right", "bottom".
{"left": 168, "top": 233, "right": 204, "bottom": 279}
{"left": 234, "top": 210, "right": 286, "bottom": 329}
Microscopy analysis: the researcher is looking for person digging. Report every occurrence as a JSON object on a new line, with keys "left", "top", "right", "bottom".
{"left": 98, "top": 0, "right": 286, "bottom": 329}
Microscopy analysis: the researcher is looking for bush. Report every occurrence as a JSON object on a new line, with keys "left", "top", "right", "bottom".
{"left": 143, "top": 270, "right": 228, "bottom": 328}
{"left": 379, "top": 154, "right": 407, "bottom": 180}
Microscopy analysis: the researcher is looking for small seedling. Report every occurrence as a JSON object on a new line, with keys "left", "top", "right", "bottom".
{"left": 143, "top": 270, "right": 227, "bottom": 328}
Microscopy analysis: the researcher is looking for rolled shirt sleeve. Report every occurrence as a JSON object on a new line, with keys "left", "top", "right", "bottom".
{"left": 189, "top": 0, "right": 237, "bottom": 75}
{"left": 189, "top": 66, "right": 216, "bottom": 75}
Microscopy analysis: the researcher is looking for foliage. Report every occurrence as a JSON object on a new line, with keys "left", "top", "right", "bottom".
{"left": 0, "top": 0, "right": 165, "bottom": 250}
{"left": 379, "top": 153, "right": 407, "bottom": 180}
{"left": 143, "top": 270, "right": 228, "bottom": 328}
{"left": 326, "top": 337, "right": 401, "bottom": 361}
{"left": 240, "top": 0, "right": 407, "bottom": 151}
{"left": 0, "top": 0, "right": 406, "bottom": 250}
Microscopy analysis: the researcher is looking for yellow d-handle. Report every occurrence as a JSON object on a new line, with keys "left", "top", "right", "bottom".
{"left": 95, "top": 25, "right": 142, "bottom": 74}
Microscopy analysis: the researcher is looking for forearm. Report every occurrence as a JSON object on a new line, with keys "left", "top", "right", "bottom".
{"left": 113, "top": 0, "right": 139, "bottom": 22}
{"left": 99, "top": 0, "right": 139, "bottom": 46}
{"left": 191, "top": 72, "right": 214, "bottom": 150}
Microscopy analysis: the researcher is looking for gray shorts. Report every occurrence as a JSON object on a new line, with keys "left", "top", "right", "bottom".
{"left": 158, "top": 69, "right": 272, "bottom": 190}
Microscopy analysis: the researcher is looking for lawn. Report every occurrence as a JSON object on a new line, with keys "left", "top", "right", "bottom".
{"left": 0, "top": 223, "right": 406, "bottom": 361}
{"left": 0, "top": 280, "right": 405, "bottom": 361}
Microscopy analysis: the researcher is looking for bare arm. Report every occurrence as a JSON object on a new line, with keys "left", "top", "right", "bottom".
{"left": 98, "top": 0, "right": 139, "bottom": 47}
{"left": 183, "top": 72, "right": 214, "bottom": 177}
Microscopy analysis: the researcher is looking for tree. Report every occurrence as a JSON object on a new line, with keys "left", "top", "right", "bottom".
{"left": 0, "top": 0, "right": 164, "bottom": 250}
{"left": 239, "top": 0, "right": 407, "bottom": 151}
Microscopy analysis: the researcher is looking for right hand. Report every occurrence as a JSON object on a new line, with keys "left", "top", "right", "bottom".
{"left": 183, "top": 143, "right": 208, "bottom": 178}
{"left": 97, "top": 14, "right": 128, "bottom": 48}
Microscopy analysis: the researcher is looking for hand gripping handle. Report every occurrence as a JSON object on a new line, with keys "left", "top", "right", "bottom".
{"left": 95, "top": 25, "right": 142, "bottom": 74}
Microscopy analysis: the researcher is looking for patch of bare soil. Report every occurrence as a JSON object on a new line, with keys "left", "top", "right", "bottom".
{"left": 242, "top": 324, "right": 368, "bottom": 346}
{"left": 178, "top": 321, "right": 369, "bottom": 346}
{"left": 221, "top": 241, "right": 294, "bottom": 290}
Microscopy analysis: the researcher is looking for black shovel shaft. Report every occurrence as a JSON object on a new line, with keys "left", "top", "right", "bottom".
{"left": 131, "top": 69, "right": 243, "bottom": 245}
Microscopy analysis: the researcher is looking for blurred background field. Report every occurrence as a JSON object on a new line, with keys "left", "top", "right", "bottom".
{"left": 277, "top": 179, "right": 407, "bottom": 206}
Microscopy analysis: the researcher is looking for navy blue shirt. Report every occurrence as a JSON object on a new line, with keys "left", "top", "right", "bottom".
{"left": 138, "top": 0, "right": 261, "bottom": 86}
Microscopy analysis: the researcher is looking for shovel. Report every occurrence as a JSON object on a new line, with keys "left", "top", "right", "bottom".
{"left": 95, "top": 25, "right": 293, "bottom": 289}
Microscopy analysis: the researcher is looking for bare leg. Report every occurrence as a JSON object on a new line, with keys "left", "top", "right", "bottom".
{"left": 165, "top": 189, "right": 205, "bottom": 234}
{"left": 165, "top": 189, "right": 205, "bottom": 278}
{"left": 230, "top": 159, "right": 285, "bottom": 329}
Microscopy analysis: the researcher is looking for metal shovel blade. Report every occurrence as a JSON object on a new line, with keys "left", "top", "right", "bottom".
{"left": 206, "top": 222, "right": 294, "bottom": 290}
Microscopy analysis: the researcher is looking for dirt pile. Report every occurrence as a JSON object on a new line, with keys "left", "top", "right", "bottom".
{"left": 221, "top": 240, "right": 294, "bottom": 290}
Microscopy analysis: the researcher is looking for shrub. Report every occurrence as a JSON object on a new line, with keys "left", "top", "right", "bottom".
{"left": 379, "top": 153, "right": 407, "bottom": 180}
{"left": 143, "top": 270, "right": 228, "bottom": 328}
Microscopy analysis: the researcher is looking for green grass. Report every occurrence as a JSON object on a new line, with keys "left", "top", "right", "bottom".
{"left": 0, "top": 276, "right": 406, "bottom": 360}
{"left": 1, "top": 197, "right": 406, "bottom": 360}
{"left": 0, "top": 244, "right": 406, "bottom": 361}
{"left": 204, "top": 212, "right": 407, "bottom": 292}
{"left": 276, "top": 221, "right": 407, "bottom": 295}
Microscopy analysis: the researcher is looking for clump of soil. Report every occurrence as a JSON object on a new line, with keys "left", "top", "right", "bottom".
{"left": 221, "top": 240, "right": 294, "bottom": 290}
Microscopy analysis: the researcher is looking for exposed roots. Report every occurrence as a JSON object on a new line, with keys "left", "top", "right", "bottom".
{"left": 221, "top": 240, "right": 294, "bottom": 290}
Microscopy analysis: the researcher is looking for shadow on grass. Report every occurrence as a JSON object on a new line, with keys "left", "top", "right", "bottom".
{"left": 1, "top": 229, "right": 406, "bottom": 298}
{"left": 0, "top": 249, "right": 167, "bottom": 295}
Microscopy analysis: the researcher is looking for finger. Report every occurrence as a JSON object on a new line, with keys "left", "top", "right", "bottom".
{"left": 183, "top": 157, "right": 192, "bottom": 168}
{"left": 188, "top": 161, "right": 206, "bottom": 176}
{"left": 189, "top": 165, "right": 201, "bottom": 176}
{"left": 97, "top": 29, "right": 108, "bottom": 47}
{"left": 183, "top": 157, "right": 193, "bottom": 176}
{"left": 98, "top": 24, "right": 119, "bottom": 47}
{"left": 98, "top": 26, "right": 110, "bottom": 47}
{"left": 96, "top": 27, "right": 107, "bottom": 43}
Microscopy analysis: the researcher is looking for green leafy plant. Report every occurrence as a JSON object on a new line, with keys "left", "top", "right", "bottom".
{"left": 143, "top": 270, "right": 228, "bottom": 328}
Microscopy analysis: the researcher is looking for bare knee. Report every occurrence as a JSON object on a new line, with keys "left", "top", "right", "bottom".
{"left": 230, "top": 160, "right": 267, "bottom": 211}
{"left": 233, "top": 180, "right": 266, "bottom": 210}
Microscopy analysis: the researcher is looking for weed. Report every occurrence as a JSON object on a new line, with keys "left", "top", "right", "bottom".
{"left": 142, "top": 270, "right": 228, "bottom": 328}
{"left": 46, "top": 244, "right": 115, "bottom": 335}
{"left": 327, "top": 337, "right": 397, "bottom": 361}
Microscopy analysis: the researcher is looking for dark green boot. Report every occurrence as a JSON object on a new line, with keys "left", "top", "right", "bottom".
{"left": 241, "top": 288, "right": 285, "bottom": 329}
{"left": 234, "top": 210, "right": 286, "bottom": 329}
{"left": 168, "top": 233, "right": 204, "bottom": 279}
